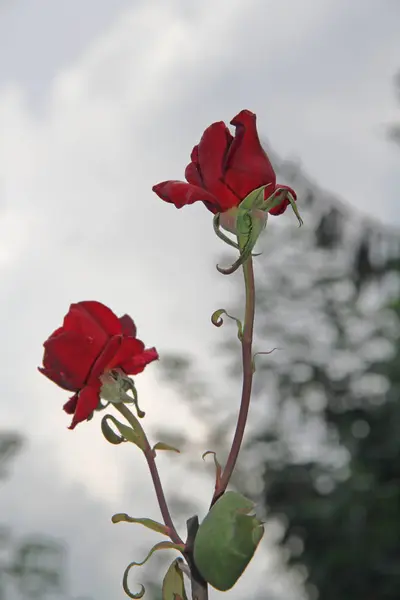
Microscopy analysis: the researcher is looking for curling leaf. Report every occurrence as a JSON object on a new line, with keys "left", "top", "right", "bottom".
{"left": 153, "top": 442, "right": 181, "bottom": 454}
{"left": 123, "top": 542, "right": 185, "bottom": 600}
{"left": 101, "top": 416, "right": 125, "bottom": 445}
{"left": 111, "top": 513, "right": 170, "bottom": 536}
{"left": 102, "top": 414, "right": 145, "bottom": 451}
{"left": 211, "top": 309, "right": 243, "bottom": 340}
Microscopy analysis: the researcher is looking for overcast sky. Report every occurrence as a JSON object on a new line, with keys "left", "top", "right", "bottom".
{"left": 0, "top": 1, "right": 399, "bottom": 599}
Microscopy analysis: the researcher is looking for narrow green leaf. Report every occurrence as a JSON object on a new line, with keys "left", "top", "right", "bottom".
{"left": 101, "top": 416, "right": 125, "bottom": 445}
{"left": 122, "top": 542, "right": 185, "bottom": 600}
{"left": 153, "top": 442, "right": 181, "bottom": 454}
{"left": 111, "top": 513, "right": 170, "bottom": 536}
{"left": 102, "top": 414, "right": 146, "bottom": 451}
{"left": 162, "top": 559, "right": 188, "bottom": 600}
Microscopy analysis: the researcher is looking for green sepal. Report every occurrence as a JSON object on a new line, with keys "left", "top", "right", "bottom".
{"left": 239, "top": 184, "right": 271, "bottom": 210}
{"left": 217, "top": 207, "right": 267, "bottom": 275}
{"left": 101, "top": 414, "right": 146, "bottom": 451}
{"left": 162, "top": 558, "right": 188, "bottom": 600}
{"left": 153, "top": 442, "right": 181, "bottom": 454}
{"left": 111, "top": 513, "right": 170, "bottom": 536}
{"left": 211, "top": 309, "right": 243, "bottom": 340}
{"left": 122, "top": 542, "right": 185, "bottom": 599}
{"left": 193, "top": 491, "right": 264, "bottom": 591}
{"left": 262, "top": 188, "right": 303, "bottom": 227}
{"left": 213, "top": 213, "right": 239, "bottom": 249}
{"left": 100, "top": 371, "right": 145, "bottom": 418}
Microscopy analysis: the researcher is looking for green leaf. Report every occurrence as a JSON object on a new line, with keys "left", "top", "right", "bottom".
{"left": 111, "top": 513, "right": 170, "bottom": 536}
{"left": 101, "top": 416, "right": 125, "bottom": 445}
{"left": 122, "top": 542, "right": 185, "bottom": 599}
{"left": 211, "top": 309, "right": 243, "bottom": 340}
{"left": 193, "top": 491, "right": 264, "bottom": 591}
{"left": 162, "top": 558, "right": 188, "bottom": 600}
{"left": 153, "top": 442, "right": 181, "bottom": 454}
{"left": 101, "top": 414, "right": 145, "bottom": 451}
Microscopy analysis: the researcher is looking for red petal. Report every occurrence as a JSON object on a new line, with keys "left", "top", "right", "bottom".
{"left": 195, "top": 122, "right": 239, "bottom": 212}
{"left": 42, "top": 330, "right": 101, "bottom": 389}
{"left": 64, "top": 301, "right": 121, "bottom": 340}
{"left": 63, "top": 393, "right": 79, "bottom": 414}
{"left": 185, "top": 162, "right": 203, "bottom": 187}
{"left": 107, "top": 337, "right": 145, "bottom": 372}
{"left": 267, "top": 186, "right": 297, "bottom": 216}
{"left": 224, "top": 109, "right": 276, "bottom": 199}
{"left": 38, "top": 366, "right": 78, "bottom": 392}
{"left": 185, "top": 145, "right": 203, "bottom": 187}
{"left": 87, "top": 335, "right": 123, "bottom": 383}
{"left": 152, "top": 181, "right": 221, "bottom": 212}
{"left": 197, "top": 121, "right": 232, "bottom": 190}
{"left": 68, "top": 384, "right": 101, "bottom": 430}
{"left": 119, "top": 314, "right": 137, "bottom": 338}
{"left": 120, "top": 346, "right": 159, "bottom": 375}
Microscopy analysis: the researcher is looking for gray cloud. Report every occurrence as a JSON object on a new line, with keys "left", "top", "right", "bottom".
{"left": 0, "top": 0, "right": 399, "bottom": 598}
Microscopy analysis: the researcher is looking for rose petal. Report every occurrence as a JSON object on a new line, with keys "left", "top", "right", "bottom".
{"left": 38, "top": 366, "right": 78, "bottom": 392}
{"left": 120, "top": 346, "right": 159, "bottom": 375}
{"left": 267, "top": 186, "right": 297, "bottom": 216}
{"left": 87, "top": 335, "right": 123, "bottom": 384}
{"left": 42, "top": 330, "right": 101, "bottom": 389}
{"left": 68, "top": 384, "right": 101, "bottom": 430}
{"left": 185, "top": 161, "right": 203, "bottom": 187}
{"left": 119, "top": 314, "right": 137, "bottom": 338}
{"left": 107, "top": 337, "right": 145, "bottom": 372}
{"left": 152, "top": 181, "right": 221, "bottom": 211}
{"left": 197, "top": 121, "right": 232, "bottom": 190}
{"left": 185, "top": 145, "right": 203, "bottom": 187}
{"left": 63, "top": 393, "right": 79, "bottom": 414}
{"left": 64, "top": 301, "right": 122, "bottom": 341}
{"left": 224, "top": 109, "right": 276, "bottom": 199}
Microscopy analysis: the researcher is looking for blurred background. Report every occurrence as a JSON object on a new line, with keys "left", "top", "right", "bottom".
{"left": 0, "top": 0, "right": 399, "bottom": 599}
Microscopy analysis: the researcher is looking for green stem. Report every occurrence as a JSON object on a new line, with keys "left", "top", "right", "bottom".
{"left": 115, "top": 403, "right": 183, "bottom": 546}
{"left": 211, "top": 256, "right": 256, "bottom": 504}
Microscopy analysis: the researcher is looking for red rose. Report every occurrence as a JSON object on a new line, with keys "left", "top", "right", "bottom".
{"left": 39, "top": 301, "right": 158, "bottom": 430}
{"left": 152, "top": 109, "right": 296, "bottom": 216}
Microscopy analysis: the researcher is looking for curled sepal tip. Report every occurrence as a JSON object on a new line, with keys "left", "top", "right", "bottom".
{"left": 162, "top": 558, "right": 188, "bottom": 600}
{"left": 202, "top": 451, "right": 222, "bottom": 493}
{"left": 111, "top": 513, "right": 171, "bottom": 536}
{"left": 153, "top": 442, "right": 180, "bottom": 454}
{"left": 211, "top": 309, "right": 243, "bottom": 340}
{"left": 123, "top": 542, "right": 185, "bottom": 600}
{"left": 252, "top": 348, "right": 280, "bottom": 373}
{"left": 101, "top": 414, "right": 146, "bottom": 451}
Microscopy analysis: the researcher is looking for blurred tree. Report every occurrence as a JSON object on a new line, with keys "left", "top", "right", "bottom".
{"left": 0, "top": 432, "right": 89, "bottom": 600}
{"left": 157, "top": 148, "right": 400, "bottom": 600}
{"left": 156, "top": 74, "right": 400, "bottom": 599}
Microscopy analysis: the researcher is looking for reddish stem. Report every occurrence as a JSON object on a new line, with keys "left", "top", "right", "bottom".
{"left": 115, "top": 403, "right": 183, "bottom": 546}
{"left": 211, "top": 256, "right": 256, "bottom": 504}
